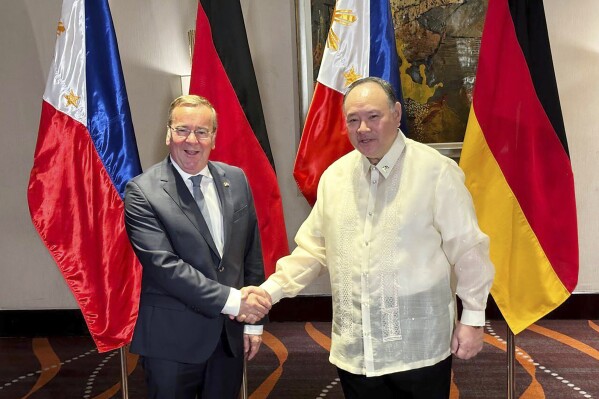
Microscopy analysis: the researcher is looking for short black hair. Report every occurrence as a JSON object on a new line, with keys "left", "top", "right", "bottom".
{"left": 343, "top": 77, "right": 398, "bottom": 109}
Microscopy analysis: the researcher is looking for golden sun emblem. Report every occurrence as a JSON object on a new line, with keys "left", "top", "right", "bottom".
{"left": 64, "top": 90, "right": 80, "bottom": 108}
{"left": 57, "top": 21, "right": 66, "bottom": 36}
{"left": 326, "top": 8, "right": 357, "bottom": 51}
{"left": 343, "top": 67, "right": 362, "bottom": 87}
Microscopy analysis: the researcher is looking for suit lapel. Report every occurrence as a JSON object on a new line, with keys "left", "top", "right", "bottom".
{"left": 160, "top": 158, "right": 220, "bottom": 258}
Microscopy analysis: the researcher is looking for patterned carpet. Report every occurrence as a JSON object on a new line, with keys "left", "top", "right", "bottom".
{"left": 1, "top": 320, "right": 599, "bottom": 398}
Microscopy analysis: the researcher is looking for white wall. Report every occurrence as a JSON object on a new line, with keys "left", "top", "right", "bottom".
{"left": 0, "top": 1, "right": 596, "bottom": 309}
{"left": 1, "top": 0, "right": 77, "bottom": 309}
{"left": 545, "top": 1, "right": 599, "bottom": 293}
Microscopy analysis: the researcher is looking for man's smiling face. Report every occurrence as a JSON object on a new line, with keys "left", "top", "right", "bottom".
{"left": 167, "top": 105, "right": 215, "bottom": 174}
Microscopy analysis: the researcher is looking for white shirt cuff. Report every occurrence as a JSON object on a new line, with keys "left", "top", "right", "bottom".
{"left": 221, "top": 287, "right": 241, "bottom": 316}
{"left": 244, "top": 325, "right": 264, "bottom": 335}
{"left": 260, "top": 279, "right": 283, "bottom": 304}
{"left": 460, "top": 309, "right": 486, "bottom": 327}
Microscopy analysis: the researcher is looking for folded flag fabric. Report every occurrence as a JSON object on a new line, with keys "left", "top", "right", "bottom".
{"left": 189, "top": 0, "right": 289, "bottom": 276}
{"left": 460, "top": 0, "right": 578, "bottom": 334}
{"left": 28, "top": 0, "right": 143, "bottom": 352}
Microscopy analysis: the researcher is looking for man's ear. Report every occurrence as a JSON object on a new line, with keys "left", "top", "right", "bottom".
{"left": 393, "top": 102, "right": 402, "bottom": 124}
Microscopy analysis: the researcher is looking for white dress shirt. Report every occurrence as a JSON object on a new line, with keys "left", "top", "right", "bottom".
{"left": 262, "top": 133, "right": 494, "bottom": 376}
{"left": 171, "top": 157, "right": 262, "bottom": 335}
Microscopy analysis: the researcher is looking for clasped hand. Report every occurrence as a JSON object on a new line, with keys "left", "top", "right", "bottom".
{"left": 233, "top": 286, "right": 272, "bottom": 324}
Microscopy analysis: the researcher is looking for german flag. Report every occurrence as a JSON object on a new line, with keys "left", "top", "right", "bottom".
{"left": 189, "top": 0, "right": 289, "bottom": 276}
{"left": 460, "top": 0, "right": 578, "bottom": 334}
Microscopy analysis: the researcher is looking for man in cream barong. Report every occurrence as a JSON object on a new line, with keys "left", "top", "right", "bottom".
{"left": 246, "top": 77, "right": 495, "bottom": 398}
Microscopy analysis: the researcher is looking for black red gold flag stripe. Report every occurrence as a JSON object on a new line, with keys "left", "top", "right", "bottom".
{"left": 198, "top": 0, "right": 275, "bottom": 169}
{"left": 189, "top": 0, "right": 289, "bottom": 276}
{"left": 460, "top": 0, "right": 578, "bottom": 334}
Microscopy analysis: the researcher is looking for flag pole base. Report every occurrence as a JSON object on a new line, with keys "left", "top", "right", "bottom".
{"left": 507, "top": 327, "right": 515, "bottom": 399}
{"left": 240, "top": 357, "right": 248, "bottom": 399}
{"left": 120, "top": 346, "right": 129, "bottom": 399}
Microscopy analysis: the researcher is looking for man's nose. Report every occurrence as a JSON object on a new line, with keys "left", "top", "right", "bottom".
{"left": 185, "top": 132, "right": 200, "bottom": 143}
{"left": 358, "top": 120, "right": 369, "bottom": 132}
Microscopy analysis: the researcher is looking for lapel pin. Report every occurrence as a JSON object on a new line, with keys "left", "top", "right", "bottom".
{"left": 223, "top": 181, "right": 230, "bottom": 187}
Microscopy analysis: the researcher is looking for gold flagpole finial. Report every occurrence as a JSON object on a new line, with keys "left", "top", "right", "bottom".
{"left": 188, "top": 30, "right": 195, "bottom": 65}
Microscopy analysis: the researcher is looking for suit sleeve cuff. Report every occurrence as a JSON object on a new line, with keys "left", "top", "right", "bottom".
{"left": 221, "top": 287, "right": 241, "bottom": 316}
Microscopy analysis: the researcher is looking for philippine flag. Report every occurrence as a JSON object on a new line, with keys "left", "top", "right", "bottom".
{"left": 293, "top": 0, "right": 407, "bottom": 205}
{"left": 27, "top": 0, "right": 142, "bottom": 352}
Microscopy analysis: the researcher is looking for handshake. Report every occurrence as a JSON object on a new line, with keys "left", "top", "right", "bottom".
{"left": 232, "top": 286, "right": 272, "bottom": 324}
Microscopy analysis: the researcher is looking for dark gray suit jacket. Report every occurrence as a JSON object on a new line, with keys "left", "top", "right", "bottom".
{"left": 124, "top": 157, "right": 264, "bottom": 364}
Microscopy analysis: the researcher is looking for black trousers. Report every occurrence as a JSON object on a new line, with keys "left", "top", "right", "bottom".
{"left": 337, "top": 356, "right": 452, "bottom": 399}
{"left": 141, "top": 337, "right": 243, "bottom": 399}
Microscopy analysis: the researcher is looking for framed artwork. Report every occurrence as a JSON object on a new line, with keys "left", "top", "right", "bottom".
{"left": 295, "top": 0, "right": 488, "bottom": 159}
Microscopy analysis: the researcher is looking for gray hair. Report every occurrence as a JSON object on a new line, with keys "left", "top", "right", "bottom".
{"left": 167, "top": 95, "right": 218, "bottom": 132}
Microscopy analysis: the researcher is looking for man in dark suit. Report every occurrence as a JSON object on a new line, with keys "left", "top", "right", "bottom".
{"left": 124, "top": 95, "right": 272, "bottom": 398}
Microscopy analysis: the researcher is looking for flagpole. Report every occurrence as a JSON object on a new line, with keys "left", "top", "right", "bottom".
{"left": 506, "top": 327, "right": 515, "bottom": 399}
{"left": 240, "top": 358, "right": 248, "bottom": 399}
{"left": 119, "top": 346, "right": 129, "bottom": 399}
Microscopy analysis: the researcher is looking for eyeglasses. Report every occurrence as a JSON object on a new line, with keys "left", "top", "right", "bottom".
{"left": 169, "top": 126, "right": 213, "bottom": 140}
